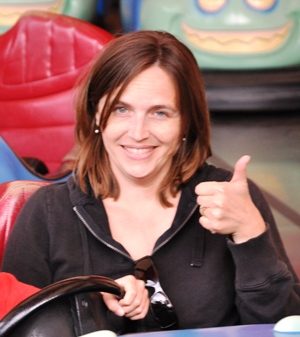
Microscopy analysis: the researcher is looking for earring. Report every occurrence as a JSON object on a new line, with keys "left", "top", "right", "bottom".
{"left": 182, "top": 137, "right": 186, "bottom": 142}
{"left": 94, "top": 128, "right": 100, "bottom": 134}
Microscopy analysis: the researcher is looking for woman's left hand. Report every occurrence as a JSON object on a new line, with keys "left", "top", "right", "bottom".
{"left": 101, "top": 275, "right": 150, "bottom": 320}
{"left": 195, "top": 155, "right": 266, "bottom": 243}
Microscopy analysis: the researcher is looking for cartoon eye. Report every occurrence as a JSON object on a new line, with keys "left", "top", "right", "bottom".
{"left": 245, "top": 0, "right": 278, "bottom": 11}
{"left": 196, "top": 0, "right": 227, "bottom": 13}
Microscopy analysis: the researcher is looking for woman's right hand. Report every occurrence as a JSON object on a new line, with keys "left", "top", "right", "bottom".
{"left": 195, "top": 155, "right": 266, "bottom": 243}
{"left": 101, "top": 275, "right": 150, "bottom": 320}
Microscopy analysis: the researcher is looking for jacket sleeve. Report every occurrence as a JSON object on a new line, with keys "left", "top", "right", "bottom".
{"left": 1, "top": 187, "right": 53, "bottom": 288}
{"left": 227, "top": 180, "right": 300, "bottom": 323}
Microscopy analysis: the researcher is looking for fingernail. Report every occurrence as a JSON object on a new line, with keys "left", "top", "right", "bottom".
{"left": 115, "top": 307, "right": 125, "bottom": 316}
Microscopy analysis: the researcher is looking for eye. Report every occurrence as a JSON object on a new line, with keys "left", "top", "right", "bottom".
{"left": 113, "top": 105, "right": 128, "bottom": 115}
{"left": 245, "top": 0, "right": 278, "bottom": 12}
{"left": 196, "top": 0, "right": 227, "bottom": 13}
{"left": 152, "top": 110, "right": 168, "bottom": 119}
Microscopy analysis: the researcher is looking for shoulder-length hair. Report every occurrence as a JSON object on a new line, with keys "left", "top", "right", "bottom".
{"left": 75, "top": 30, "right": 211, "bottom": 206}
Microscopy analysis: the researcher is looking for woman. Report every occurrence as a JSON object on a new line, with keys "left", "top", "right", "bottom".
{"left": 2, "top": 31, "right": 300, "bottom": 332}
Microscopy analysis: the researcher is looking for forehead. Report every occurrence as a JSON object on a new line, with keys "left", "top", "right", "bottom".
{"left": 117, "top": 66, "right": 178, "bottom": 106}
{"left": 98, "top": 66, "right": 178, "bottom": 112}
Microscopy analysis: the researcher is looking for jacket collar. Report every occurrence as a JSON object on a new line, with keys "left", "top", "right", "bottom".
{"left": 65, "top": 163, "right": 220, "bottom": 254}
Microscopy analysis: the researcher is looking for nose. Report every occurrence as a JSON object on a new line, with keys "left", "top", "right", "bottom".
{"left": 128, "top": 114, "right": 149, "bottom": 141}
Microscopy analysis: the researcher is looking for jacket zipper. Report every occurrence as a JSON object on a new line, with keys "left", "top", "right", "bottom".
{"left": 73, "top": 206, "right": 131, "bottom": 260}
{"left": 153, "top": 204, "right": 198, "bottom": 254}
{"left": 73, "top": 203, "right": 198, "bottom": 258}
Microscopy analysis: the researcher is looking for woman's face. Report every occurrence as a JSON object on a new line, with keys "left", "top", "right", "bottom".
{"left": 96, "top": 65, "right": 182, "bottom": 185}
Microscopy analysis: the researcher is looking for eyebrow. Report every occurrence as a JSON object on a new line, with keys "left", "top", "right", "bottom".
{"left": 116, "top": 100, "right": 178, "bottom": 113}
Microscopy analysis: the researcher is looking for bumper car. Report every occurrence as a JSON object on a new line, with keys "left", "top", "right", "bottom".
{"left": 0, "top": 11, "right": 113, "bottom": 182}
{"left": 0, "top": 137, "right": 71, "bottom": 183}
{"left": 0, "top": 0, "right": 98, "bottom": 33}
{"left": 120, "top": 0, "right": 300, "bottom": 112}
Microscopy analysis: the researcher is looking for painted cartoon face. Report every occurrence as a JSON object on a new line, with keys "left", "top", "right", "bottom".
{"left": 122, "top": 0, "right": 300, "bottom": 69}
{"left": 184, "top": 0, "right": 286, "bottom": 55}
{"left": 0, "top": 0, "right": 97, "bottom": 32}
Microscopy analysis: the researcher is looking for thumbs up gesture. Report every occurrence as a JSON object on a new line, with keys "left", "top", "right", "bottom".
{"left": 195, "top": 155, "right": 266, "bottom": 243}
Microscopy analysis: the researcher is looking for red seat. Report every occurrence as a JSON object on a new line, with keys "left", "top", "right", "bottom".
{"left": 0, "top": 11, "right": 113, "bottom": 174}
{"left": 0, "top": 180, "right": 49, "bottom": 266}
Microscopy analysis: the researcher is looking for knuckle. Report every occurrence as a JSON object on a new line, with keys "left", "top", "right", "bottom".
{"left": 134, "top": 306, "right": 143, "bottom": 315}
{"left": 200, "top": 216, "right": 209, "bottom": 225}
{"left": 143, "top": 287, "right": 150, "bottom": 297}
{"left": 213, "top": 220, "right": 222, "bottom": 232}
{"left": 216, "top": 184, "right": 225, "bottom": 194}
{"left": 137, "top": 279, "right": 145, "bottom": 287}
{"left": 196, "top": 196, "right": 202, "bottom": 205}
{"left": 130, "top": 289, "right": 138, "bottom": 298}
{"left": 215, "top": 195, "right": 225, "bottom": 208}
{"left": 212, "top": 208, "right": 223, "bottom": 219}
{"left": 127, "top": 274, "right": 136, "bottom": 282}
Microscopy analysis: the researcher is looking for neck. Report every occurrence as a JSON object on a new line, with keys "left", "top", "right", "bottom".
{"left": 119, "top": 178, "right": 162, "bottom": 203}
{"left": 105, "top": 181, "right": 180, "bottom": 212}
{"left": 112, "top": 169, "right": 168, "bottom": 201}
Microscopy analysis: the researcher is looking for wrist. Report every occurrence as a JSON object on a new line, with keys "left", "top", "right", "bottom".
{"left": 232, "top": 219, "right": 266, "bottom": 244}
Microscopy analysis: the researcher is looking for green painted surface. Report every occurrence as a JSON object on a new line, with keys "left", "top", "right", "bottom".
{"left": 125, "top": 0, "right": 300, "bottom": 70}
{"left": 0, "top": 0, "right": 98, "bottom": 33}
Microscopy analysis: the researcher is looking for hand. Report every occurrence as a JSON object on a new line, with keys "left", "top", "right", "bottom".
{"left": 195, "top": 155, "right": 266, "bottom": 243}
{"left": 101, "top": 275, "right": 150, "bottom": 320}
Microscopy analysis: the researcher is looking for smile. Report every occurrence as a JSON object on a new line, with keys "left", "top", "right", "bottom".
{"left": 122, "top": 146, "right": 155, "bottom": 159}
{"left": 0, "top": 0, "right": 63, "bottom": 26}
{"left": 182, "top": 21, "right": 292, "bottom": 54}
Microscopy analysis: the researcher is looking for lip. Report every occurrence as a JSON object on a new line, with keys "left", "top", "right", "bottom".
{"left": 122, "top": 145, "right": 156, "bottom": 160}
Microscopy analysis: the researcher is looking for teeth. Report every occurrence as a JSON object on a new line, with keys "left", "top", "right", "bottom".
{"left": 124, "top": 147, "right": 152, "bottom": 154}
{"left": 182, "top": 21, "right": 292, "bottom": 54}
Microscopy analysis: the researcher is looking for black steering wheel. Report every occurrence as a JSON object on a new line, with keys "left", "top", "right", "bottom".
{"left": 0, "top": 275, "right": 124, "bottom": 337}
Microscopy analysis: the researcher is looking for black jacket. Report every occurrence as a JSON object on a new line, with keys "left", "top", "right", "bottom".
{"left": 2, "top": 163, "right": 300, "bottom": 332}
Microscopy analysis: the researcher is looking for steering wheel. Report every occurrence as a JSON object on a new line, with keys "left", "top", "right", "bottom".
{"left": 0, "top": 275, "right": 124, "bottom": 337}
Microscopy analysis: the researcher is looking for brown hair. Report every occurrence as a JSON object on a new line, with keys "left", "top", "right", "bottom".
{"left": 75, "top": 30, "right": 211, "bottom": 206}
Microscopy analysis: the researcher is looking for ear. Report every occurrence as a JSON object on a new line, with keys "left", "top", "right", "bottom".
{"left": 95, "top": 97, "right": 106, "bottom": 127}
{"left": 95, "top": 110, "right": 100, "bottom": 127}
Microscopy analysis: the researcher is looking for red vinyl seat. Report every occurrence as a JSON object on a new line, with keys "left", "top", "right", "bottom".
{"left": 0, "top": 180, "right": 48, "bottom": 266}
{"left": 0, "top": 11, "right": 113, "bottom": 174}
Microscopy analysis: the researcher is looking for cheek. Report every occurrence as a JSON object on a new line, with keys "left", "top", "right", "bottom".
{"left": 102, "top": 121, "right": 125, "bottom": 141}
{"left": 160, "top": 126, "right": 182, "bottom": 151}
{"left": 101, "top": 129, "right": 118, "bottom": 153}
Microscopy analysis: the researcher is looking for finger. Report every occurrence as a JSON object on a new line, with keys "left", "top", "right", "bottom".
{"left": 200, "top": 206, "right": 224, "bottom": 221}
{"left": 124, "top": 289, "right": 150, "bottom": 319}
{"left": 199, "top": 205, "right": 208, "bottom": 217}
{"left": 122, "top": 284, "right": 149, "bottom": 318}
{"left": 131, "top": 295, "right": 149, "bottom": 320}
{"left": 119, "top": 279, "right": 144, "bottom": 306}
{"left": 231, "top": 155, "right": 251, "bottom": 183}
{"left": 195, "top": 181, "right": 224, "bottom": 196}
{"left": 199, "top": 215, "right": 216, "bottom": 234}
{"left": 119, "top": 279, "right": 146, "bottom": 309}
{"left": 197, "top": 195, "right": 224, "bottom": 209}
{"left": 101, "top": 292, "right": 125, "bottom": 317}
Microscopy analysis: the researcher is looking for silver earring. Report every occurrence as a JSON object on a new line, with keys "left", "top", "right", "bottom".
{"left": 94, "top": 128, "right": 100, "bottom": 134}
{"left": 182, "top": 137, "right": 186, "bottom": 142}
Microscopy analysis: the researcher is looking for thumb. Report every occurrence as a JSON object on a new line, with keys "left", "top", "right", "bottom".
{"left": 101, "top": 292, "right": 125, "bottom": 317}
{"left": 231, "top": 155, "right": 251, "bottom": 183}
